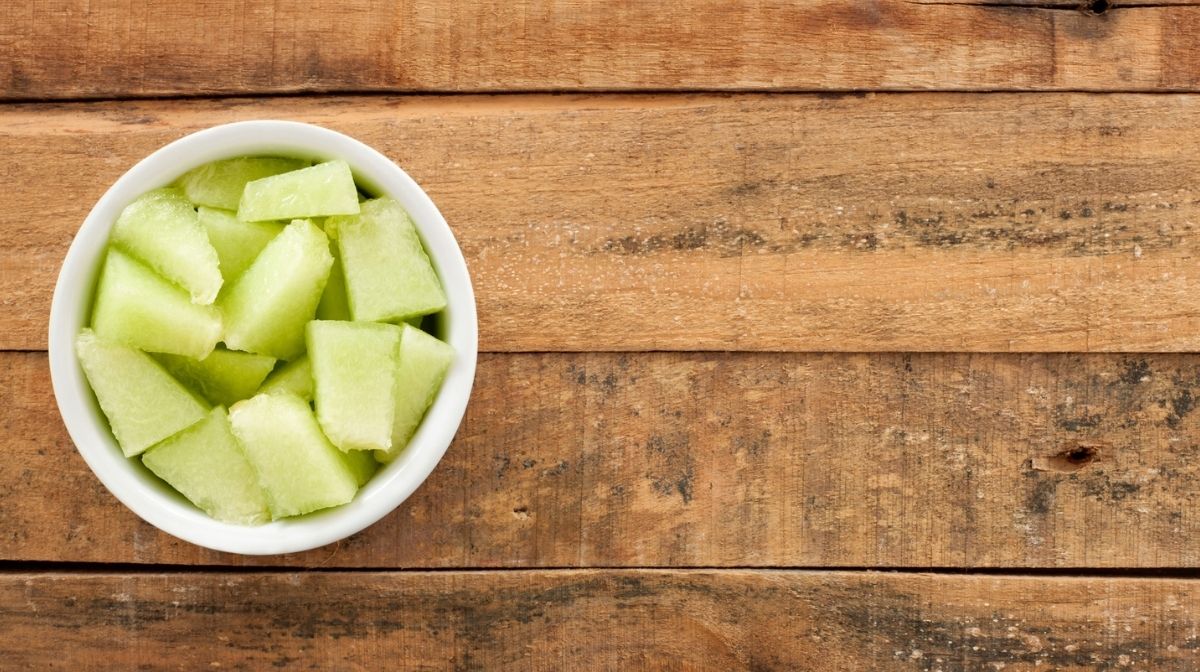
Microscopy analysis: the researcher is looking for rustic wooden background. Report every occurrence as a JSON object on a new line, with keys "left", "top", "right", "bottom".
{"left": 4, "top": 1, "right": 1200, "bottom": 669}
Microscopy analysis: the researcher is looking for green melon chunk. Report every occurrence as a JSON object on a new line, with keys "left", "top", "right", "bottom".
{"left": 75, "top": 329, "right": 208, "bottom": 458}
{"left": 237, "top": 160, "right": 360, "bottom": 222}
{"left": 333, "top": 197, "right": 447, "bottom": 323}
{"left": 197, "top": 207, "right": 284, "bottom": 284}
{"left": 218, "top": 219, "right": 332, "bottom": 359}
{"left": 155, "top": 347, "right": 276, "bottom": 407}
{"left": 315, "top": 215, "right": 350, "bottom": 319}
{"left": 376, "top": 324, "right": 455, "bottom": 463}
{"left": 340, "top": 449, "right": 379, "bottom": 487}
{"left": 308, "top": 320, "right": 400, "bottom": 452}
{"left": 91, "top": 248, "right": 222, "bottom": 359}
{"left": 110, "top": 188, "right": 223, "bottom": 304}
{"left": 258, "top": 355, "right": 313, "bottom": 401}
{"left": 228, "top": 393, "right": 358, "bottom": 519}
{"left": 316, "top": 246, "right": 351, "bottom": 321}
{"left": 141, "top": 407, "right": 270, "bottom": 525}
{"left": 177, "top": 157, "right": 310, "bottom": 210}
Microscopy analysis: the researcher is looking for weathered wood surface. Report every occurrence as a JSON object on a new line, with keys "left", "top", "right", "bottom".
{"left": 6, "top": 93, "right": 1200, "bottom": 352}
{"left": 4, "top": 570, "right": 1199, "bottom": 670}
{"left": 3, "top": 1, "right": 1200, "bottom": 100}
{"left": 6, "top": 350, "right": 1200, "bottom": 567}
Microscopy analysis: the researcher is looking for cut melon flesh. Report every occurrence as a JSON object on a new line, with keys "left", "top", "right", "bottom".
{"left": 197, "top": 207, "right": 284, "bottom": 284}
{"left": 141, "top": 407, "right": 270, "bottom": 525}
{"left": 376, "top": 324, "right": 455, "bottom": 463}
{"left": 110, "top": 188, "right": 223, "bottom": 304}
{"left": 228, "top": 393, "right": 358, "bottom": 518}
{"left": 316, "top": 220, "right": 351, "bottom": 320}
{"left": 308, "top": 320, "right": 400, "bottom": 452}
{"left": 155, "top": 347, "right": 276, "bottom": 407}
{"left": 218, "top": 219, "right": 332, "bottom": 359}
{"left": 177, "top": 157, "right": 310, "bottom": 210}
{"left": 341, "top": 449, "right": 379, "bottom": 487}
{"left": 258, "top": 355, "right": 313, "bottom": 401}
{"left": 334, "top": 197, "right": 447, "bottom": 322}
{"left": 91, "top": 248, "right": 222, "bottom": 359}
{"left": 76, "top": 329, "right": 207, "bottom": 457}
{"left": 238, "top": 160, "right": 360, "bottom": 222}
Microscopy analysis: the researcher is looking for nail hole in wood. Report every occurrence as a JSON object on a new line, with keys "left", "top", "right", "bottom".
{"left": 1031, "top": 444, "right": 1102, "bottom": 473}
{"left": 1086, "top": 0, "right": 1111, "bottom": 14}
{"left": 1064, "top": 445, "right": 1098, "bottom": 465}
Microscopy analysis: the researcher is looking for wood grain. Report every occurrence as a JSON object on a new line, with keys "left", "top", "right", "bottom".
{"left": 7, "top": 350, "right": 1200, "bottom": 568}
{"left": 3, "top": 1, "right": 1200, "bottom": 99}
{"left": 6, "top": 93, "right": 1200, "bottom": 352}
{"left": 4, "top": 570, "right": 1199, "bottom": 670}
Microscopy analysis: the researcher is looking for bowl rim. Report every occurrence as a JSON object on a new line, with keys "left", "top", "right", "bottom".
{"left": 48, "top": 120, "right": 478, "bottom": 555}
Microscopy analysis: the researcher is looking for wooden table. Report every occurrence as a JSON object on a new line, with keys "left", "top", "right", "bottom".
{"left": 4, "top": 2, "right": 1200, "bottom": 669}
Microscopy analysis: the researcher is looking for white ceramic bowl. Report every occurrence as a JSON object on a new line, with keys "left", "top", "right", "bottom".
{"left": 49, "top": 120, "right": 478, "bottom": 555}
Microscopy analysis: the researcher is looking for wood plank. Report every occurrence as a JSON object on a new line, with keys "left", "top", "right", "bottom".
{"left": 3, "top": 1, "right": 1200, "bottom": 99}
{"left": 6, "top": 94, "right": 1200, "bottom": 352}
{"left": 4, "top": 570, "right": 1199, "bottom": 670}
{"left": 7, "top": 350, "right": 1200, "bottom": 567}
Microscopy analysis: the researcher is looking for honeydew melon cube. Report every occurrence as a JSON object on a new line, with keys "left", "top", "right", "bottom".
{"left": 91, "top": 248, "right": 222, "bottom": 359}
{"left": 218, "top": 219, "right": 332, "bottom": 359}
{"left": 237, "top": 160, "right": 360, "bottom": 222}
{"left": 315, "top": 218, "right": 351, "bottom": 320}
{"left": 197, "top": 207, "right": 284, "bottom": 283}
{"left": 75, "top": 329, "right": 207, "bottom": 457}
{"left": 228, "top": 393, "right": 358, "bottom": 518}
{"left": 110, "top": 188, "right": 223, "bottom": 304}
{"left": 155, "top": 347, "right": 276, "bottom": 407}
{"left": 376, "top": 324, "right": 455, "bottom": 463}
{"left": 315, "top": 253, "right": 351, "bottom": 321}
{"left": 340, "top": 449, "right": 379, "bottom": 487}
{"left": 258, "top": 355, "right": 313, "bottom": 401}
{"left": 308, "top": 320, "right": 400, "bottom": 452}
{"left": 177, "top": 157, "right": 310, "bottom": 210}
{"left": 141, "top": 407, "right": 270, "bottom": 525}
{"left": 333, "top": 197, "right": 447, "bottom": 322}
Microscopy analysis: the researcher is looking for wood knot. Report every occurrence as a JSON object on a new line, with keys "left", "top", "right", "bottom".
{"left": 1031, "top": 444, "right": 1103, "bottom": 473}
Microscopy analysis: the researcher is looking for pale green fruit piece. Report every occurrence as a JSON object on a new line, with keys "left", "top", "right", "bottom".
{"left": 110, "top": 188, "right": 223, "bottom": 304}
{"left": 155, "top": 347, "right": 276, "bottom": 407}
{"left": 333, "top": 197, "right": 447, "bottom": 323}
{"left": 237, "top": 160, "right": 360, "bottom": 222}
{"left": 75, "top": 329, "right": 207, "bottom": 457}
{"left": 142, "top": 407, "right": 270, "bottom": 525}
{"left": 340, "top": 449, "right": 379, "bottom": 487}
{"left": 177, "top": 157, "right": 310, "bottom": 211}
{"left": 91, "top": 248, "right": 222, "bottom": 359}
{"left": 258, "top": 355, "right": 313, "bottom": 402}
{"left": 218, "top": 219, "right": 332, "bottom": 359}
{"left": 316, "top": 214, "right": 349, "bottom": 320}
{"left": 375, "top": 324, "right": 455, "bottom": 463}
{"left": 315, "top": 242, "right": 351, "bottom": 321}
{"left": 197, "top": 207, "right": 284, "bottom": 284}
{"left": 228, "top": 393, "right": 358, "bottom": 519}
{"left": 308, "top": 320, "right": 400, "bottom": 452}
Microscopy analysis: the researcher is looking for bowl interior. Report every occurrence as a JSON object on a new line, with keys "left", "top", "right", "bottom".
{"left": 49, "top": 121, "right": 478, "bottom": 555}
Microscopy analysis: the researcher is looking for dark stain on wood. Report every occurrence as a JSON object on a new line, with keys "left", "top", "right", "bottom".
{"left": 644, "top": 434, "right": 696, "bottom": 504}
{"left": 1167, "top": 387, "right": 1195, "bottom": 429}
{"left": 597, "top": 198, "right": 1189, "bottom": 258}
{"left": 1025, "top": 478, "right": 1058, "bottom": 515}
